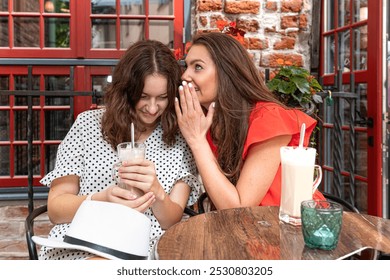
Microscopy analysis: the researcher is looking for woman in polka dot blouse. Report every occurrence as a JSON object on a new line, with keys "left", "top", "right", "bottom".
{"left": 39, "top": 40, "right": 201, "bottom": 260}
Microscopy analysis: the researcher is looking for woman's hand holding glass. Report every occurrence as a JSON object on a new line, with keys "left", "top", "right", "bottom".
{"left": 112, "top": 142, "right": 146, "bottom": 198}
{"left": 117, "top": 158, "right": 166, "bottom": 202}
{"left": 99, "top": 185, "right": 156, "bottom": 213}
{"left": 107, "top": 141, "right": 158, "bottom": 211}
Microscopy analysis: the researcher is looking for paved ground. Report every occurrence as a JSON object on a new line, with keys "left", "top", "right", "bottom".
{"left": 0, "top": 200, "right": 52, "bottom": 260}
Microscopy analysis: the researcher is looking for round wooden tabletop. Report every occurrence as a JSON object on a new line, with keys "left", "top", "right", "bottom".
{"left": 157, "top": 206, "right": 390, "bottom": 260}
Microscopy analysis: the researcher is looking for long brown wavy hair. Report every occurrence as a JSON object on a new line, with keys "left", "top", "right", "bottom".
{"left": 190, "top": 32, "right": 287, "bottom": 184}
{"left": 101, "top": 40, "right": 181, "bottom": 150}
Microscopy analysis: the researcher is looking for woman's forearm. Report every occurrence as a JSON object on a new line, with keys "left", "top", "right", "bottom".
{"left": 189, "top": 139, "right": 242, "bottom": 210}
{"left": 48, "top": 193, "right": 87, "bottom": 224}
{"left": 151, "top": 181, "right": 190, "bottom": 229}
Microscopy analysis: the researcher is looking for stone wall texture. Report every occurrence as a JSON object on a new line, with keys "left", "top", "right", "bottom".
{"left": 192, "top": 0, "right": 313, "bottom": 73}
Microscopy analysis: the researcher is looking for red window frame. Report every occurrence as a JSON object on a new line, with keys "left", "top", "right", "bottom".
{"left": 0, "top": 0, "right": 185, "bottom": 189}
{"left": 0, "top": 0, "right": 184, "bottom": 59}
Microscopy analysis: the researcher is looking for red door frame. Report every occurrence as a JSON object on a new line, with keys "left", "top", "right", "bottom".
{"left": 319, "top": 1, "right": 383, "bottom": 216}
{"left": 366, "top": 1, "right": 383, "bottom": 216}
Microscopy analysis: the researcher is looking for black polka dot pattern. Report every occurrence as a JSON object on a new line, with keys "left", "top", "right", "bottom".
{"left": 39, "top": 109, "right": 201, "bottom": 260}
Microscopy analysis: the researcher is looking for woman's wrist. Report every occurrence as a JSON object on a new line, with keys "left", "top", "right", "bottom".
{"left": 85, "top": 193, "right": 95, "bottom": 201}
{"left": 188, "top": 137, "right": 209, "bottom": 153}
{"left": 155, "top": 188, "right": 166, "bottom": 202}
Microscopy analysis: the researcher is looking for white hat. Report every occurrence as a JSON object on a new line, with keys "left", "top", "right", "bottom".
{"left": 32, "top": 200, "right": 151, "bottom": 260}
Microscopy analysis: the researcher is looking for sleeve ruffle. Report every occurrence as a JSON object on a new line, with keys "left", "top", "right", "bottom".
{"left": 179, "top": 174, "right": 201, "bottom": 206}
{"left": 243, "top": 104, "right": 317, "bottom": 158}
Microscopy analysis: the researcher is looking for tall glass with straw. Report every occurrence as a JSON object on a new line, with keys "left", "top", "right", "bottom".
{"left": 112, "top": 122, "right": 146, "bottom": 198}
{"left": 278, "top": 123, "right": 322, "bottom": 226}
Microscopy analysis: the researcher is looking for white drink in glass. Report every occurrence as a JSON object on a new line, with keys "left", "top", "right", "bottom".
{"left": 113, "top": 142, "right": 146, "bottom": 198}
{"left": 119, "top": 144, "right": 145, "bottom": 162}
{"left": 279, "top": 146, "right": 322, "bottom": 226}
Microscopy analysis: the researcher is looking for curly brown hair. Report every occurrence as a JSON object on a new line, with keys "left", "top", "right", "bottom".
{"left": 101, "top": 40, "right": 182, "bottom": 150}
{"left": 190, "top": 32, "right": 286, "bottom": 184}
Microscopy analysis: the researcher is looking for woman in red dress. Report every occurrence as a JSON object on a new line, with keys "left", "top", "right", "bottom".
{"left": 175, "top": 32, "right": 324, "bottom": 210}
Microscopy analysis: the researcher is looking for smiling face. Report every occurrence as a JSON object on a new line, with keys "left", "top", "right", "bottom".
{"left": 181, "top": 44, "right": 218, "bottom": 108}
{"left": 135, "top": 74, "right": 168, "bottom": 129}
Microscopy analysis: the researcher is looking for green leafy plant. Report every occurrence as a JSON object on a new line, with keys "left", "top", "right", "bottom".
{"left": 266, "top": 65, "right": 323, "bottom": 113}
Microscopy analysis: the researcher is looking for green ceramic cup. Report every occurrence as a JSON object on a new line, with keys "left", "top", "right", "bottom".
{"left": 301, "top": 200, "right": 343, "bottom": 250}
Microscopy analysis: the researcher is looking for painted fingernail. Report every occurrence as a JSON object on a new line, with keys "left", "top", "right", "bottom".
{"left": 188, "top": 83, "right": 193, "bottom": 88}
{"left": 182, "top": 81, "right": 187, "bottom": 86}
{"left": 179, "top": 85, "right": 183, "bottom": 91}
{"left": 175, "top": 97, "right": 179, "bottom": 102}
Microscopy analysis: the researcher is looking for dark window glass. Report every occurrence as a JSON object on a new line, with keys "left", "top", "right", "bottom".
{"left": 14, "top": 145, "right": 40, "bottom": 175}
{"left": 0, "top": 76, "right": 9, "bottom": 105}
{"left": 45, "top": 144, "right": 58, "bottom": 174}
{"left": 0, "top": 0, "right": 8, "bottom": 11}
{"left": 14, "top": 111, "right": 40, "bottom": 141}
{"left": 45, "top": 110, "right": 72, "bottom": 140}
{"left": 44, "top": 17, "right": 70, "bottom": 48}
{"left": 44, "top": 76, "right": 70, "bottom": 105}
{"left": 13, "top": 0, "right": 39, "bottom": 12}
{"left": 0, "top": 17, "right": 8, "bottom": 47}
{"left": 0, "top": 146, "right": 9, "bottom": 176}
{"left": 14, "top": 75, "right": 40, "bottom": 106}
{"left": 14, "top": 17, "right": 40, "bottom": 47}
{"left": 0, "top": 111, "right": 9, "bottom": 141}
{"left": 92, "top": 75, "right": 109, "bottom": 105}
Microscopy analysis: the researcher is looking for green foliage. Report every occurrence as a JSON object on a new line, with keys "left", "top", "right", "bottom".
{"left": 266, "top": 65, "right": 323, "bottom": 109}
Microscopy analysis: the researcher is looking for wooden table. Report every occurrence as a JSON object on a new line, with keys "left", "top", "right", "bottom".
{"left": 157, "top": 206, "right": 390, "bottom": 260}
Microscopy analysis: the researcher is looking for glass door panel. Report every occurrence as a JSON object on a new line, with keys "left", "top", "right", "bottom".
{"left": 323, "top": 35, "right": 335, "bottom": 74}
{"left": 353, "top": 26, "right": 367, "bottom": 71}
{"left": 320, "top": 0, "right": 371, "bottom": 213}
{"left": 338, "top": 0, "right": 351, "bottom": 27}
{"left": 338, "top": 30, "right": 351, "bottom": 73}
{"left": 353, "top": 0, "right": 368, "bottom": 23}
{"left": 149, "top": 0, "right": 173, "bottom": 15}
{"left": 323, "top": 0, "right": 335, "bottom": 32}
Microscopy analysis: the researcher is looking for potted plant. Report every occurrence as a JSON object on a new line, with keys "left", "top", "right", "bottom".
{"left": 266, "top": 65, "right": 323, "bottom": 115}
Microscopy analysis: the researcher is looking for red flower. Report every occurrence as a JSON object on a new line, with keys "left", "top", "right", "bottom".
{"left": 173, "top": 48, "right": 182, "bottom": 60}
{"left": 216, "top": 20, "right": 246, "bottom": 47}
{"left": 229, "top": 21, "right": 236, "bottom": 28}
{"left": 216, "top": 20, "right": 228, "bottom": 31}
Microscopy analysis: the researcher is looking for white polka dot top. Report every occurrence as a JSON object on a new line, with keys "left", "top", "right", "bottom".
{"left": 38, "top": 109, "right": 201, "bottom": 260}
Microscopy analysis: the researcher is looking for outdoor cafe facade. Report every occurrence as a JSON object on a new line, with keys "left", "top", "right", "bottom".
{"left": 0, "top": 0, "right": 389, "bottom": 218}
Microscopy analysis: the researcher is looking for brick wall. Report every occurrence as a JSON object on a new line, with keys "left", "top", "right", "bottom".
{"left": 192, "top": 0, "right": 313, "bottom": 73}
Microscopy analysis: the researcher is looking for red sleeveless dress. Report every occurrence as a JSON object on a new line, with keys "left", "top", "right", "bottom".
{"left": 207, "top": 102, "right": 325, "bottom": 206}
